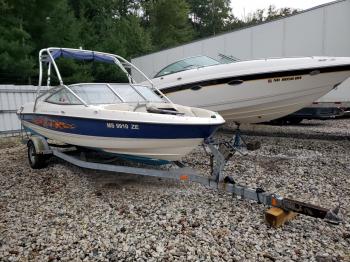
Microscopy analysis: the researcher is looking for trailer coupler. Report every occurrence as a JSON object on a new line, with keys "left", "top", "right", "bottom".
{"left": 270, "top": 195, "right": 342, "bottom": 224}
{"left": 220, "top": 177, "right": 342, "bottom": 224}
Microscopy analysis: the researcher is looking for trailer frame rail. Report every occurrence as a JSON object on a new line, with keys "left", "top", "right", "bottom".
{"left": 25, "top": 135, "right": 342, "bottom": 225}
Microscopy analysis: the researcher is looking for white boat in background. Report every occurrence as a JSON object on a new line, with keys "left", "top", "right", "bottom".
{"left": 149, "top": 56, "right": 350, "bottom": 124}
{"left": 18, "top": 48, "right": 224, "bottom": 164}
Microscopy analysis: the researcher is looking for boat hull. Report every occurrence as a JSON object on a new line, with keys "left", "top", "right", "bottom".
{"left": 21, "top": 114, "right": 219, "bottom": 161}
{"left": 162, "top": 71, "right": 350, "bottom": 123}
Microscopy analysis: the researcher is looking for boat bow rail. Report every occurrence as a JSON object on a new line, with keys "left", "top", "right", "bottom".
{"left": 25, "top": 134, "right": 342, "bottom": 225}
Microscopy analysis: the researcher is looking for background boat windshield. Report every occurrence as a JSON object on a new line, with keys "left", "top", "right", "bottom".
{"left": 154, "top": 56, "right": 221, "bottom": 78}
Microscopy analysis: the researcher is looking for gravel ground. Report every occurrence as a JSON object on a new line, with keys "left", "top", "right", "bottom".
{"left": 0, "top": 119, "right": 350, "bottom": 261}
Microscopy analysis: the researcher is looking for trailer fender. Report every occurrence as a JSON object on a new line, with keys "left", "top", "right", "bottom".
{"left": 27, "top": 136, "right": 52, "bottom": 155}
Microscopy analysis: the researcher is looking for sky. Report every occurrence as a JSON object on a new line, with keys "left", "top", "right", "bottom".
{"left": 230, "top": 0, "right": 334, "bottom": 19}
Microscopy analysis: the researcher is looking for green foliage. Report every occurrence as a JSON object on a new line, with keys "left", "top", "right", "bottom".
{"left": 148, "top": 0, "right": 194, "bottom": 49}
{"left": 52, "top": 60, "right": 94, "bottom": 85}
{"left": 188, "top": 0, "right": 232, "bottom": 37}
{"left": 0, "top": 0, "right": 35, "bottom": 84}
{"left": 12, "top": 0, "right": 63, "bottom": 52}
{"left": 0, "top": 0, "right": 300, "bottom": 84}
{"left": 265, "top": 6, "right": 299, "bottom": 21}
{"left": 41, "top": 0, "right": 81, "bottom": 48}
{"left": 89, "top": 15, "right": 152, "bottom": 83}
{"left": 244, "top": 5, "right": 300, "bottom": 25}
{"left": 70, "top": 0, "right": 152, "bottom": 83}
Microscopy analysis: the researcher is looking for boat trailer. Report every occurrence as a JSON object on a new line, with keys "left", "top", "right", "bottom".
{"left": 25, "top": 134, "right": 342, "bottom": 226}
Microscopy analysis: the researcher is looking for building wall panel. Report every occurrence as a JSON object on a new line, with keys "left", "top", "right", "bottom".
{"left": 284, "top": 9, "right": 324, "bottom": 56}
{"left": 183, "top": 42, "right": 203, "bottom": 58}
{"left": 0, "top": 85, "right": 37, "bottom": 135}
{"left": 324, "top": 0, "right": 350, "bottom": 56}
{"left": 251, "top": 20, "right": 284, "bottom": 58}
{"left": 202, "top": 35, "right": 226, "bottom": 58}
{"left": 223, "top": 29, "right": 252, "bottom": 59}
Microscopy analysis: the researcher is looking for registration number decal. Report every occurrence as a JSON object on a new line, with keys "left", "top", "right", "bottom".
{"left": 106, "top": 122, "right": 139, "bottom": 130}
{"left": 268, "top": 76, "right": 302, "bottom": 83}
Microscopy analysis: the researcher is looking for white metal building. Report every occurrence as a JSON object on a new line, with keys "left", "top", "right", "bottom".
{"left": 132, "top": 0, "right": 350, "bottom": 81}
{"left": 0, "top": 85, "right": 38, "bottom": 136}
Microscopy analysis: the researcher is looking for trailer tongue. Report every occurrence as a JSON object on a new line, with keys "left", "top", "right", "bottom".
{"left": 25, "top": 134, "right": 342, "bottom": 226}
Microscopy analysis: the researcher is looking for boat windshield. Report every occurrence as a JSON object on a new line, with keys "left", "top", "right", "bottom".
{"left": 70, "top": 83, "right": 164, "bottom": 104}
{"left": 154, "top": 56, "right": 221, "bottom": 78}
{"left": 46, "top": 83, "right": 164, "bottom": 105}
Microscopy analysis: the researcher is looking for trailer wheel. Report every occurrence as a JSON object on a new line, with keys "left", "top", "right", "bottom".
{"left": 27, "top": 140, "right": 48, "bottom": 169}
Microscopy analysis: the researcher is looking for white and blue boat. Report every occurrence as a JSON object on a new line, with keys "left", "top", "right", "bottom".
{"left": 18, "top": 48, "right": 225, "bottom": 163}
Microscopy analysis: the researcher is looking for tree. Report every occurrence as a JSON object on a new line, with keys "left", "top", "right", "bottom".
{"left": 265, "top": 5, "right": 299, "bottom": 21}
{"left": 13, "top": 0, "right": 63, "bottom": 53}
{"left": 0, "top": 0, "right": 301, "bottom": 85}
{"left": 147, "top": 0, "right": 194, "bottom": 49}
{"left": 92, "top": 15, "right": 153, "bottom": 83}
{"left": 31, "top": 0, "right": 90, "bottom": 85}
{"left": 67, "top": 0, "right": 152, "bottom": 82}
{"left": 188, "top": 0, "right": 232, "bottom": 37}
{"left": 0, "top": 0, "right": 35, "bottom": 84}
{"left": 244, "top": 5, "right": 299, "bottom": 25}
{"left": 41, "top": 0, "right": 81, "bottom": 48}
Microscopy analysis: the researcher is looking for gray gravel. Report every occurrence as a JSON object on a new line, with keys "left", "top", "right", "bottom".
{"left": 1, "top": 119, "right": 350, "bottom": 261}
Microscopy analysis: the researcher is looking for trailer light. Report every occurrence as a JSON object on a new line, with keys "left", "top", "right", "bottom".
{"left": 180, "top": 175, "right": 189, "bottom": 181}
{"left": 271, "top": 197, "right": 278, "bottom": 207}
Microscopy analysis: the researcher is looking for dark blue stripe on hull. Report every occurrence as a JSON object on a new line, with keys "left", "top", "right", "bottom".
{"left": 21, "top": 114, "right": 221, "bottom": 139}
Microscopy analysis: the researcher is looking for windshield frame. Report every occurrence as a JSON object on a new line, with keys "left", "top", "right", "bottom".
{"left": 154, "top": 55, "right": 221, "bottom": 78}
{"left": 34, "top": 47, "right": 173, "bottom": 111}
{"left": 44, "top": 83, "right": 166, "bottom": 105}
{"left": 45, "top": 87, "right": 84, "bottom": 105}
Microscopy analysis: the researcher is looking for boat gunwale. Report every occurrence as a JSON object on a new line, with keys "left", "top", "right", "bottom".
{"left": 19, "top": 112, "right": 224, "bottom": 126}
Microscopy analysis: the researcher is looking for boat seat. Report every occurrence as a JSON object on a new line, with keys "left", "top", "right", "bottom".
{"left": 146, "top": 105, "right": 184, "bottom": 115}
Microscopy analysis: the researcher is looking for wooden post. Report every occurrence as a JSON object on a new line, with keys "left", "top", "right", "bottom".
{"left": 265, "top": 207, "right": 298, "bottom": 227}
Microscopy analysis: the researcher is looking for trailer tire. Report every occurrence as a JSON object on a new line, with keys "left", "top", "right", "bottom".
{"left": 27, "top": 140, "right": 48, "bottom": 169}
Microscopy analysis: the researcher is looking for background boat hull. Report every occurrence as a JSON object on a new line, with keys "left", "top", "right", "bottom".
{"left": 163, "top": 71, "right": 350, "bottom": 123}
